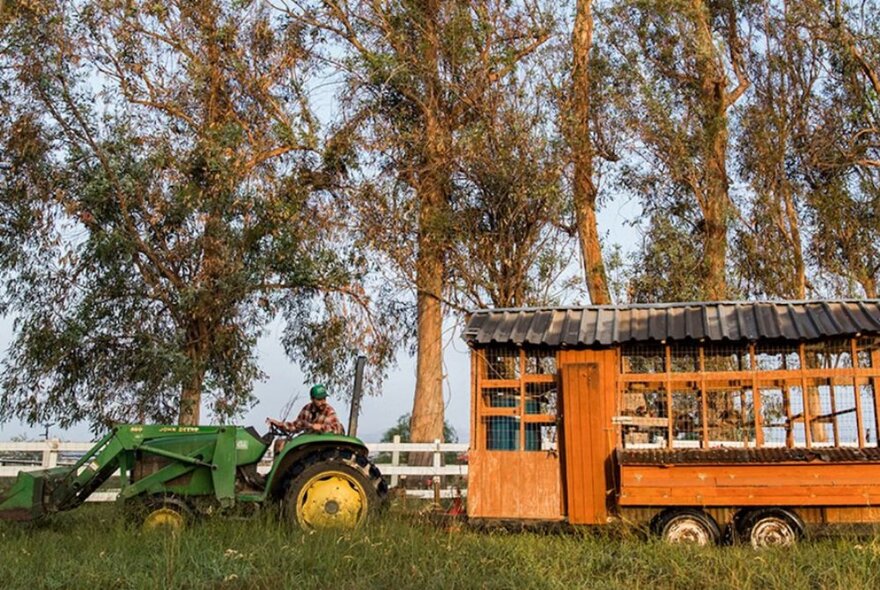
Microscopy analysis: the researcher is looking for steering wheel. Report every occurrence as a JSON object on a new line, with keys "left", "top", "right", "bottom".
{"left": 267, "top": 422, "right": 288, "bottom": 438}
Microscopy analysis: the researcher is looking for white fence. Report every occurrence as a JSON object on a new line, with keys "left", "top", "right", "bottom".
{"left": 0, "top": 435, "right": 469, "bottom": 501}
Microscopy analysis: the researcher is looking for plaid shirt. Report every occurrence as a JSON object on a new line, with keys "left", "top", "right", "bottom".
{"left": 285, "top": 401, "right": 344, "bottom": 435}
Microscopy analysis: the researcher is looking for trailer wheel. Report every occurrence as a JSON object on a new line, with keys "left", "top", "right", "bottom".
{"left": 653, "top": 509, "right": 721, "bottom": 546}
{"left": 282, "top": 449, "right": 386, "bottom": 530}
{"left": 736, "top": 509, "right": 802, "bottom": 549}
{"left": 138, "top": 496, "right": 193, "bottom": 534}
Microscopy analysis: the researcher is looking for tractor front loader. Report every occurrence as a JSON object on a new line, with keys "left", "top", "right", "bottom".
{"left": 0, "top": 424, "right": 387, "bottom": 530}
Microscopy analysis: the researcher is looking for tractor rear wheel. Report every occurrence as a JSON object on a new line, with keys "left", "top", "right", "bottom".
{"left": 282, "top": 449, "right": 386, "bottom": 530}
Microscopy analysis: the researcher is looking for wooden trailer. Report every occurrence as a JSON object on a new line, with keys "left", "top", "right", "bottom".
{"left": 463, "top": 300, "right": 880, "bottom": 546}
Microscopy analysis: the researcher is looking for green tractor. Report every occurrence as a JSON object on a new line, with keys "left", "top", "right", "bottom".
{"left": 0, "top": 422, "right": 387, "bottom": 531}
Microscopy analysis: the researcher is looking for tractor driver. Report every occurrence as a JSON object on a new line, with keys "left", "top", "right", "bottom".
{"left": 266, "top": 384, "right": 345, "bottom": 435}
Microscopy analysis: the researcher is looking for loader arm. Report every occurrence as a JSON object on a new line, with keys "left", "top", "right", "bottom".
{"left": 0, "top": 429, "right": 128, "bottom": 520}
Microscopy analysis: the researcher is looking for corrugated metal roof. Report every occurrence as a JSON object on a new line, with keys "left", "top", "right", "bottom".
{"left": 618, "top": 447, "right": 880, "bottom": 465}
{"left": 462, "top": 300, "right": 880, "bottom": 347}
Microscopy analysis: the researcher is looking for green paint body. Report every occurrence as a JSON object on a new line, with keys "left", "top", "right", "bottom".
{"left": 0, "top": 425, "right": 369, "bottom": 521}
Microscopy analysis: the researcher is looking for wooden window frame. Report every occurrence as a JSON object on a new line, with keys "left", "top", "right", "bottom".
{"left": 474, "top": 346, "right": 558, "bottom": 452}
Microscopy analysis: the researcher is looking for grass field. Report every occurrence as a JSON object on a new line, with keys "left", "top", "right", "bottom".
{"left": 2, "top": 504, "right": 880, "bottom": 590}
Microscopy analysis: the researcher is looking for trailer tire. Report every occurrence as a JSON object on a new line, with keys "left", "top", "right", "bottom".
{"left": 282, "top": 449, "right": 387, "bottom": 530}
{"left": 653, "top": 508, "right": 721, "bottom": 546}
{"left": 736, "top": 508, "right": 803, "bottom": 549}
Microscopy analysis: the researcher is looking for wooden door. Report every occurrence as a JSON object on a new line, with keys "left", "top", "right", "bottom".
{"left": 467, "top": 371, "right": 564, "bottom": 520}
{"left": 560, "top": 358, "right": 616, "bottom": 525}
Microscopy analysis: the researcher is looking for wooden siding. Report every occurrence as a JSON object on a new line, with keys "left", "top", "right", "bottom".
{"left": 559, "top": 350, "right": 618, "bottom": 524}
{"left": 466, "top": 450, "right": 563, "bottom": 519}
{"left": 619, "top": 462, "right": 880, "bottom": 506}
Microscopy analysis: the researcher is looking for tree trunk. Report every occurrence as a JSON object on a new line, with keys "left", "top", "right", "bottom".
{"left": 179, "top": 339, "right": 205, "bottom": 425}
{"left": 408, "top": 142, "right": 447, "bottom": 468}
{"left": 178, "top": 373, "right": 203, "bottom": 425}
{"left": 410, "top": 241, "right": 445, "bottom": 445}
{"left": 862, "top": 276, "right": 877, "bottom": 299}
{"left": 571, "top": 0, "right": 611, "bottom": 305}
{"left": 693, "top": 0, "right": 730, "bottom": 301}
{"left": 781, "top": 183, "right": 806, "bottom": 299}
{"left": 179, "top": 320, "right": 208, "bottom": 425}
{"left": 410, "top": 1, "right": 447, "bottom": 449}
{"left": 702, "top": 186, "right": 728, "bottom": 301}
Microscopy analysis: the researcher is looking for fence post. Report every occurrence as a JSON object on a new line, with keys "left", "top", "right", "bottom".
{"left": 42, "top": 439, "right": 59, "bottom": 468}
{"left": 433, "top": 438, "right": 441, "bottom": 506}
{"left": 391, "top": 435, "right": 400, "bottom": 488}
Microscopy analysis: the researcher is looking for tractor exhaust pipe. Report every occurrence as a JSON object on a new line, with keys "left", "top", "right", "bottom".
{"left": 348, "top": 355, "right": 366, "bottom": 437}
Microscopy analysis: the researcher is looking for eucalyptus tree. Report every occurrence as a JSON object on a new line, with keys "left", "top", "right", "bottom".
{"left": 0, "top": 1, "right": 394, "bottom": 430}
{"left": 733, "top": 0, "right": 822, "bottom": 299}
{"left": 449, "top": 72, "right": 572, "bottom": 310}
{"left": 796, "top": 0, "right": 880, "bottom": 297}
{"left": 597, "top": 0, "right": 751, "bottom": 301}
{"left": 567, "top": 0, "right": 612, "bottom": 304}
{"left": 283, "top": 0, "right": 554, "bottom": 444}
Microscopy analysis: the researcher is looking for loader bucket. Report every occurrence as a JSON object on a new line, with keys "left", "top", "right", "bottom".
{"left": 0, "top": 471, "right": 46, "bottom": 521}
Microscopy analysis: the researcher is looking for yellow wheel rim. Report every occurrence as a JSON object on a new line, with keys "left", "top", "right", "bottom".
{"left": 143, "top": 507, "right": 186, "bottom": 533}
{"left": 295, "top": 470, "right": 368, "bottom": 529}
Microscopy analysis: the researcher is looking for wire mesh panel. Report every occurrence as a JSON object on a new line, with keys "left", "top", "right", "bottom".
{"left": 804, "top": 379, "right": 836, "bottom": 445}
{"left": 483, "top": 346, "right": 521, "bottom": 380}
{"left": 477, "top": 346, "right": 558, "bottom": 453}
{"left": 484, "top": 417, "right": 520, "bottom": 451}
{"left": 758, "top": 380, "right": 804, "bottom": 447}
{"left": 755, "top": 344, "right": 801, "bottom": 371}
{"left": 670, "top": 345, "right": 699, "bottom": 373}
{"left": 800, "top": 378, "right": 860, "bottom": 446}
{"left": 857, "top": 337, "right": 880, "bottom": 368}
{"left": 523, "top": 423, "right": 557, "bottom": 451}
{"left": 671, "top": 381, "right": 701, "bottom": 447}
{"left": 525, "top": 349, "right": 557, "bottom": 375}
{"left": 531, "top": 424, "right": 558, "bottom": 451}
{"left": 482, "top": 387, "right": 519, "bottom": 409}
{"left": 611, "top": 337, "right": 880, "bottom": 452}
{"left": 705, "top": 380, "right": 755, "bottom": 447}
{"left": 858, "top": 379, "right": 879, "bottom": 447}
{"left": 831, "top": 380, "right": 858, "bottom": 447}
{"left": 805, "top": 339, "right": 853, "bottom": 369}
{"left": 621, "top": 344, "right": 665, "bottom": 373}
{"left": 704, "top": 344, "right": 751, "bottom": 372}
{"left": 620, "top": 382, "right": 668, "bottom": 447}
{"left": 525, "top": 382, "right": 557, "bottom": 415}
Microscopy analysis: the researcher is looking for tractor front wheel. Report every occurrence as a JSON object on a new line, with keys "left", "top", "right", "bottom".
{"left": 137, "top": 496, "right": 193, "bottom": 534}
{"left": 282, "top": 450, "right": 386, "bottom": 530}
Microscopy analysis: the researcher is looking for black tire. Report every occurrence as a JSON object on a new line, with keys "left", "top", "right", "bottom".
{"left": 281, "top": 448, "right": 387, "bottom": 530}
{"left": 735, "top": 508, "right": 803, "bottom": 549}
{"left": 652, "top": 508, "right": 721, "bottom": 546}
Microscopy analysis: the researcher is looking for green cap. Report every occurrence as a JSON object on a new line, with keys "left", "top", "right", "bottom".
{"left": 310, "top": 384, "right": 328, "bottom": 399}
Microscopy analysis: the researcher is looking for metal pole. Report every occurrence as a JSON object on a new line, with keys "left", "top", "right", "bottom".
{"left": 348, "top": 355, "right": 366, "bottom": 437}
